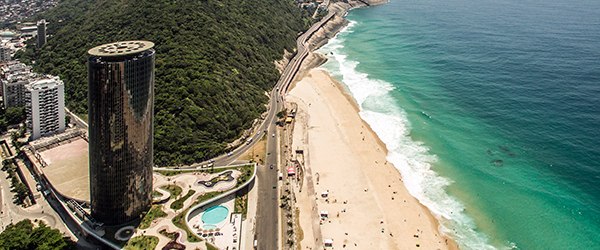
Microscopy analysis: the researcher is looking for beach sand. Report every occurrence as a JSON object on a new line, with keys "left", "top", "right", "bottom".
{"left": 287, "top": 68, "right": 457, "bottom": 250}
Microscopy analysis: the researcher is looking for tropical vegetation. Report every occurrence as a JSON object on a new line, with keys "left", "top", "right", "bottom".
{"left": 139, "top": 205, "right": 167, "bottom": 229}
{"left": 15, "top": 0, "right": 318, "bottom": 166}
{"left": 0, "top": 219, "right": 76, "bottom": 250}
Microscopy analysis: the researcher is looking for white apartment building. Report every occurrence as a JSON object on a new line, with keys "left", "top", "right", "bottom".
{"left": 2, "top": 61, "right": 33, "bottom": 108}
{"left": 26, "top": 76, "right": 65, "bottom": 140}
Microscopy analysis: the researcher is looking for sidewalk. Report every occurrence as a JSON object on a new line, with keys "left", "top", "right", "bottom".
{"left": 243, "top": 176, "right": 258, "bottom": 250}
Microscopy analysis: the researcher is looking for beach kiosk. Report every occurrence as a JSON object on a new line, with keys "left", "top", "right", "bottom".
{"left": 324, "top": 239, "right": 333, "bottom": 247}
{"left": 287, "top": 166, "right": 296, "bottom": 176}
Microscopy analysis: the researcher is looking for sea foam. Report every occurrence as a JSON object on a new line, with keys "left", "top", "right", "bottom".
{"left": 318, "top": 22, "right": 500, "bottom": 250}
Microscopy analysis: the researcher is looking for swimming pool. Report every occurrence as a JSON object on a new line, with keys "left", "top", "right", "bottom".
{"left": 202, "top": 206, "right": 229, "bottom": 225}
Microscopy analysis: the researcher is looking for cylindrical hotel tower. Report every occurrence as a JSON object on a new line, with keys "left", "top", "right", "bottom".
{"left": 87, "top": 41, "right": 155, "bottom": 225}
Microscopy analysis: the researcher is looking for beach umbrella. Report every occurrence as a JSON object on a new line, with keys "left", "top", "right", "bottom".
{"left": 215, "top": 228, "right": 221, "bottom": 231}
{"left": 209, "top": 229, "right": 215, "bottom": 233}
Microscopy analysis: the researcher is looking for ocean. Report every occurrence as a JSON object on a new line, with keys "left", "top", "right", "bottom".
{"left": 317, "top": 0, "right": 600, "bottom": 249}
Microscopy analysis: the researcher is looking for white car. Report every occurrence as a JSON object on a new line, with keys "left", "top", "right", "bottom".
{"left": 228, "top": 152, "right": 233, "bottom": 156}
{"left": 272, "top": 134, "right": 275, "bottom": 137}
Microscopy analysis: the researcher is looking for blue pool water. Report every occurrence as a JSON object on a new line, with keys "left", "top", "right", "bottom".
{"left": 201, "top": 206, "right": 229, "bottom": 225}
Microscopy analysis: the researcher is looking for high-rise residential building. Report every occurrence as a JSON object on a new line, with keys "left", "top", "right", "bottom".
{"left": 87, "top": 41, "right": 155, "bottom": 225}
{"left": 25, "top": 77, "right": 65, "bottom": 140}
{"left": 0, "top": 45, "right": 10, "bottom": 62}
{"left": 2, "top": 79, "right": 28, "bottom": 108}
{"left": 2, "top": 62, "right": 34, "bottom": 108}
{"left": 37, "top": 19, "right": 46, "bottom": 48}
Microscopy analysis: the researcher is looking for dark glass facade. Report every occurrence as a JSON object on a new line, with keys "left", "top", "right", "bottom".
{"left": 87, "top": 44, "right": 154, "bottom": 225}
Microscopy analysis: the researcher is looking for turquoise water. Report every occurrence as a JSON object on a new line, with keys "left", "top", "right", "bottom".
{"left": 201, "top": 206, "right": 229, "bottom": 225}
{"left": 318, "top": 0, "right": 600, "bottom": 249}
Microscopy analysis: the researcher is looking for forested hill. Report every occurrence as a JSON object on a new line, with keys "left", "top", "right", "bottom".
{"left": 15, "top": 0, "right": 317, "bottom": 166}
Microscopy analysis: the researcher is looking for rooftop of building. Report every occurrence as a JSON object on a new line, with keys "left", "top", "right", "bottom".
{"left": 20, "top": 26, "right": 37, "bottom": 32}
{"left": 1, "top": 31, "right": 16, "bottom": 37}
{"left": 27, "top": 76, "right": 63, "bottom": 90}
{"left": 88, "top": 40, "right": 154, "bottom": 57}
{"left": 35, "top": 134, "right": 90, "bottom": 201}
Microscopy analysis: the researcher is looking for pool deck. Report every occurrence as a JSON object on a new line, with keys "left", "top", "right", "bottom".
{"left": 131, "top": 169, "right": 246, "bottom": 249}
{"left": 188, "top": 195, "right": 242, "bottom": 250}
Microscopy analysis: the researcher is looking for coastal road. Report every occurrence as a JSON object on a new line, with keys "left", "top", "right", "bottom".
{"left": 255, "top": 121, "right": 280, "bottom": 250}
{"left": 253, "top": 12, "right": 336, "bottom": 250}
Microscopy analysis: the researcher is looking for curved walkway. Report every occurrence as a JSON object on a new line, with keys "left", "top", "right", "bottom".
{"left": 131, "top": 164, "right": 255, "bottom": 250}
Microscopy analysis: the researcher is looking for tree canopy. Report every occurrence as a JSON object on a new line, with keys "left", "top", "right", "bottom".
{"left": 0, "top": 106, "right": 26, "bottom": 132}
{"left": 0, "top": 219, "right": 76, "bottom": 250}
{"left": 15, "top": 0, "right": 316, "bottom": 166}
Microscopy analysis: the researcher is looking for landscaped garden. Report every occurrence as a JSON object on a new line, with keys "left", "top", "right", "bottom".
{"left": 160, "top": 184, "right": 182, "bottom": 199}
{"left": 123, "top": 235, "right": 158, "bottom": 250}
{"left": 198, "top": 170, "right": 234, "bottom": 187}
{"left": 115, "top": 163, "right": 257, "bottom": 247}
{"left": 139, "top": 205, "right": 167, "bottom": 229}
{"left": 235, "top": 193, "right": 249, "bottom": 219}
{"left": 171, "top": 190, "right": 196, "bottom": 210}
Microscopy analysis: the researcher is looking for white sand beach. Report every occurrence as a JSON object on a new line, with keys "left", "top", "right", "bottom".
{"left": 287, "top": 68, "right": 457, "bottom": 250}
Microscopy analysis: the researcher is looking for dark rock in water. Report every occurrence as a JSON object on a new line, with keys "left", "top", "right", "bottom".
{"left": 508, "top": 153, "right": 517, "bottom": 158}
{"left": 486, "top": 150, "right": 493, "bottom": 156}
{"left": 491, "top": 159, "right": 504, "bottom": 167}
{"left": 498, "top": 145, "right": 510, "bottom": 152}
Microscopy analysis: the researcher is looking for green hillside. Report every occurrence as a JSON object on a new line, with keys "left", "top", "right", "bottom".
{"left": 15, "top": 0, "right": 316, "bottom": 166}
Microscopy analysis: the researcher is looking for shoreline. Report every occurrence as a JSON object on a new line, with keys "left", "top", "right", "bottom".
{"left": 287, "top": 68, "right": 458, "bottom": 249}
{"left": 284, "top": 1, "right": 460, "bottom": 249}
{"left": 324, "top": 70, "right": 459, "bottom": 250}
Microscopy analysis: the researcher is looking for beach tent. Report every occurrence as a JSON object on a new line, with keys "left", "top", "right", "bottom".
{"left": 320, "top": 210, "right": 328, "bottom": 217}
{"left": 324, "top": 239, "right": 333, "bottom": 246}
{"left": 321, "top": 191, "right": 328, "bottom": 197}
{"left": 287, "top": 166, "right": 296, "bottom": 175}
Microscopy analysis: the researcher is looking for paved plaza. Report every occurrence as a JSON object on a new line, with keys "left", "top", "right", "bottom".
{"left": 38, "top": 138, "right": 89, "bottom": 201}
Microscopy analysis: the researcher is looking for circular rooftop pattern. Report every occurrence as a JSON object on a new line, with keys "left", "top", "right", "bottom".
{"left": 88, "top": 40, "right": 154, "bottom": 56}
